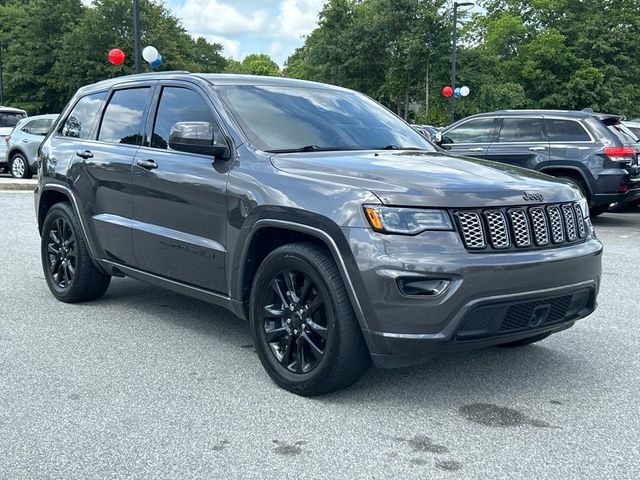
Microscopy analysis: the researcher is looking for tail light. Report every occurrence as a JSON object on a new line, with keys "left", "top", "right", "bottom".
{"left": 603, "top": 146, "right": 636, "bottom": 163}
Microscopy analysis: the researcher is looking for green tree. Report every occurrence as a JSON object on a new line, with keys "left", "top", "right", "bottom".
{"left": 226, "top": 54, "right": 280, "bottom": 76}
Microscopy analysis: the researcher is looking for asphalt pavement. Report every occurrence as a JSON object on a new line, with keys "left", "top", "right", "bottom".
{"left": 1, "top": 191, "right": 639, "bottom": 479}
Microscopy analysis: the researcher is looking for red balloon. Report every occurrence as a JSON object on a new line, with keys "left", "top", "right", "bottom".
{"left": 108, "top": 49, "right": 125, "bottom": 65}
{"left": 442, "top": 86, "right": 453, "bottom": 97}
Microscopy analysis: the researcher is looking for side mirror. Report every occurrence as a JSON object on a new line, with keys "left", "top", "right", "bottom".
{"left": 432, "top": 131, "right": 443, "bottom": 144}
{"left": 168, "top": 121, "right": 230, "bottom": 159}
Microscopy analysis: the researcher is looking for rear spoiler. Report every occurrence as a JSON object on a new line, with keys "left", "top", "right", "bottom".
{"left": 593, "top": 114, "right": 624, "bottom": 126}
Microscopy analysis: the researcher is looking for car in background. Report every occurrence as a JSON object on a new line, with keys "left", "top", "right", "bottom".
{"left": 411, "top": 124, "right": 441, "bottom": 143}
{"left": 0, "top": 106, "right": 28, "bottom": 174}
{"left": 623, "top": 120, "right": 640, "bottom": 140}
{"left": 439, "top": 110, "right": 640, "bottom": 216}
{"left": 3, "top": 114, "right": 58, "bottom": 178}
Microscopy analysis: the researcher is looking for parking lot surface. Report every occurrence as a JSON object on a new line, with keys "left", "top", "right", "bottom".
{"left": 1, "top": 191, "right": 639, "bottom": 479}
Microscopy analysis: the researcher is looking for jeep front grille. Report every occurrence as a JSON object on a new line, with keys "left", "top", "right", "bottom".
{"left": 454, "top": 202, "right": 587, "bottom": 251}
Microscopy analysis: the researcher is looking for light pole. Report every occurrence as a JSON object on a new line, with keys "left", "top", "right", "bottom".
{"left": 133, "top": 0, "right": 142, "bottom": 74}
{"left": 0, "top": 43, "right": 4, "bottom": 105}
{"left": 450, "top": 1, "right": 473, "bottom": 124}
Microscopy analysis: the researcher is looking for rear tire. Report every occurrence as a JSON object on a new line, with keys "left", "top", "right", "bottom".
{"left": 249, "top": 242, "right": 370, "bottom": 396}
{"left": 9, "top": 153, "right": 32, "bottom": 179}
{"left": 497, "top": 331, "right": 551, "bottom": 348}
{"left": 557, "top": 176, "right": 609, "bottom": 217}
{"left": 41, "top": 202, "right": 111, "bottom": 303}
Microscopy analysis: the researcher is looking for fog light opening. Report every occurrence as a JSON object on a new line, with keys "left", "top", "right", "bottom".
{"left": 397, "top": 278, "right": 451, "bottom": 297}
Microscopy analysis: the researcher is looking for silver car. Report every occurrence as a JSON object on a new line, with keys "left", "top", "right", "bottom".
{"left": 3, "top": 113, "right": 58, "bottom": 178}
{"left": 0, "top": 106, "right": 28, "bottom": 174}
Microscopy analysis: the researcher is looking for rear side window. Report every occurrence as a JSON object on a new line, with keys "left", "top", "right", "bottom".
{"left": 60, "top": 92, "right": 106, "bottom": 139}
{"left": 0, "top": 111, "right": 27, "bottom": 128}
{"left": 443, "top": 118, "right": 495, "bottom": 144}
{"left": 498, "top": 118, "right": 545, "bottom": 142}
{"left": 151, "top": 87, "right": 217, "bottom": 150}
{"left": 545, "top": 119, "right": 591, "bottom": 142}
{"left": 98, "top": 88, "right": 150, "bottom": 145}
{"left": 23, "top": 119, "right": 53, "bottom": 136}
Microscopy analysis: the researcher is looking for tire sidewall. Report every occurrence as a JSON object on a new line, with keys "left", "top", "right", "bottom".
{"left": 250, "top": 248, "right": 343, "bottom": 392}
{"left": 41, "top": 203, "right": 82, "bottom": 301}
{"left": 10, "top": 153, "right": 29, "bottom": 179}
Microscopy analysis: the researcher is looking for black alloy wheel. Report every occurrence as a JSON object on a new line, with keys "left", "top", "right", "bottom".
{"left": 249, "top": 243, "right": 370, "bottom": 396}
{"left": 41, "top": 202, "right": 111, "bottom": 303}
{"left": 46, "top": 216, "right": 77, "bottom": 290}
{"left": 260, "top": 269, "right": 329, "bottom": 374}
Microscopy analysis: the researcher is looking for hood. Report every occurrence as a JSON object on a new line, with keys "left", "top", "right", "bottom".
{"left": 271, "top": 150, "right": 580, "bottom": 208}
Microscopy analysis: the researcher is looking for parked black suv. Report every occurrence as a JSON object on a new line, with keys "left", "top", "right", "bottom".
{"left": 35, "top": 73, "right": 602, "bottom": 395}
{"left": 440, "top": 110, "right": 640, "bottom": 216}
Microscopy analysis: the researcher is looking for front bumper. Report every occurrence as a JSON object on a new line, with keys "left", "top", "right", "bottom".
{"left": 342, "top": 227, "right": 603, "bottom": 368}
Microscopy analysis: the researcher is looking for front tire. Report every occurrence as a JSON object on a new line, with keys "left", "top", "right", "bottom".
{"left": 9, "top": 153, "right": 31, "bottom": 179}
{"left": 41, "top": 202, "right": 111, "bottom": 303}
{"left": 249, "top": 242, "right": 370, "bottom": 396}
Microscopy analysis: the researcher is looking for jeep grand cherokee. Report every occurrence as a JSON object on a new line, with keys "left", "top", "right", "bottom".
{"left": 35, "top": 73, "right": 603, "bottom": 395}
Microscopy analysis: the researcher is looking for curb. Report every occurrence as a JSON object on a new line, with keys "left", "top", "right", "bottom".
{"left": 0, "top": 182, "right": 37, "bottom": 191}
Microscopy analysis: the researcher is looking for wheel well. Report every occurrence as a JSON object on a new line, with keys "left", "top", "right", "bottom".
{"left": 8, "top": 148, "right": 25, "bottom": 162}
{"left": 38, "top": 190, "right": 71, "bottom": 232}
{"left": 240, "top": 227, "right": 330, "bottom": 314}
{"left": 540, "top": 168, "right": 591, "bottom": 196}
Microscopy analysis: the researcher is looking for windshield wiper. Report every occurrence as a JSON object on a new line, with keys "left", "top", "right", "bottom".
{"left": 265, "top": 145, "right": 364, "bottom": 153}
{"left": 380, "top": 145, "right": 426, "bottom": 151}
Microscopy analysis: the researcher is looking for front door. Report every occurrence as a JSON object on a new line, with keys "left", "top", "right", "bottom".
{"left": 131, "top": 84, "right": 229, "bottom": 293}
{"left": 441, "top": 117, "right": 498, "bottom": 159}
{"left": 486, "top": 116, "right": 550, "bottom": 170}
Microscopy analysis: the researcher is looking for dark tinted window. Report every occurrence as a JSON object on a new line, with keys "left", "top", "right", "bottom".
{"left": 152, "top": 87, "right": 216, "bottom": 150}
{"left": 61, "top": 92, "right": 106, "bottom": 139}
{"left": 498, "top": 118, "right": 545, "bottom": 142}
{"left": 98, "top": 88, "right": 150, "bottom": 145}
{"left": 216, "top": 85, "right": 434, "bottom": 152}
{"left": 545, "top": 119, "right": 590, "bottom": 142}
{"left": 444, "top": 118, "right": 495, "bottom": 144}
{"left": 23, "top": 118, "right": 53, "bottom": 136}
{"left": 0, "top": 111, "right": 27, "bottom": 128}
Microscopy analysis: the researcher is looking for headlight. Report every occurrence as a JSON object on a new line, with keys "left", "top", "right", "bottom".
{"left": 363, "top": 206, "right": 454, "bottom": 234}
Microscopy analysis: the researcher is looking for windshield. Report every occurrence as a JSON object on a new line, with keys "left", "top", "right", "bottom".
{"left": 0, "top": 111, "right": 27, "bottom": 128}
{"left": 215, "top": 85, "right": 435, "bottom": 153}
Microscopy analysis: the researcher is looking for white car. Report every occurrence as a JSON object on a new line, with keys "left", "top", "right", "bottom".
{"left": 623, "top": 120, "right": 640, "bottom": 140}
{"left": 0, "top": 106, "right": 28, "bottom": 173}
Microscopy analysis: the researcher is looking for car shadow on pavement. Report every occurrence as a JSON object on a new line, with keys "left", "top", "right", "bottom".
{"left": 592, "top": 211, "right": 640, "bottom": 228}
{"left": 101, "top": 276, "right": 253, "bottom": 348}
{"left": 100, "top": 276, "right": 594, "bottom": 406}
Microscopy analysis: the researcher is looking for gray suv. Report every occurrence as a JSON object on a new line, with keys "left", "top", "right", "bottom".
{"left": 440, "top": 110, "right": 640, "bottom": 216}
{"left": 34, "top": 73, "right": 602, "bottom": 395}
{"left": 4, "top": 114, "right": 58, "bottom": 178}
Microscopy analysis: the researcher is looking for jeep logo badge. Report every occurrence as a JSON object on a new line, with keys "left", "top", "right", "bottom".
{"left": 523, "top": 191, "right": 544, "bottom": 202}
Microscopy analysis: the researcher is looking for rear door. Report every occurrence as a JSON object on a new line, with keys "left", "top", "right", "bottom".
{"left": 440, "top": 117, "right": 498, "bottom": 159}
{"left": 544, "top": 117, "right": 596, "bottom": 170}
{"left": 20, "top": 118, "right": 53, "bottom": 164}
{"left": 130, "top": 82, "right": 229, "bottom": 293}
{"left": 76, "top": 84, "right": 154, "bottom": 266}
{"left": 486, "top": 116, "right": 550, "bottom": 169}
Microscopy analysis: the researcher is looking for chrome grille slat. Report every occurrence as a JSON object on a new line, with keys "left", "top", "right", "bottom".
{"left": 529, "top": 207, "right": 550, "bottom": 246}
{"left": 455, "top": 202, "right": 586, "bottom": 252}
{"left": 456, "top": 211, "right": 486, "bottom": 249}
{"left": 484, "top": 210, "right": 510, "bottom": 248}
{"left": 546, "top": 206, "right": 565, "bottom": 243}
{"left": 561, "top": 204, "right": 578, "bottom": 241}
{"left": 508, "top": 209, "right": 532, "bottom": 247}
{"left": 573, "top": 204, "right": 587, "bottom": 238}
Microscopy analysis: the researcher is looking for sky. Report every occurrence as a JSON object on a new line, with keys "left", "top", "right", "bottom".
{"left": 163, "top": 0, "right": 325, "bottom": 66}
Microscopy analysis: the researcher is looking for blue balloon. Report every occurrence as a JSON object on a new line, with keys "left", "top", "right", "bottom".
{"left": 149, "top": 54, "right": 162, "bottom": 68}
{"left": 454, "top": 87, "right": 461, "bottom": 98}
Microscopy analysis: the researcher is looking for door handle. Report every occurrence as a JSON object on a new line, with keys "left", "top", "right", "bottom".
{"left": 22, "top": 139, "right": 30, "bottom": 143}
{"left": 529, "top": 146, "right": 546, "bottom": 152}
{"left": 75, "top": 150, "right": 93, "bottom": 159}
{"left": 136, "top": 159, "right": 158, "bottom": 170}
{"left": 468, "top": 147, "right": 485, "bottom": 152}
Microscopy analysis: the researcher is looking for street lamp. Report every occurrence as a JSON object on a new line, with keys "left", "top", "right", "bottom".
{"left": 450, "top": 1, "right": 473, "bottom": 124}
{"left": 133, "top": 0, "right": 142, "bottom": 74}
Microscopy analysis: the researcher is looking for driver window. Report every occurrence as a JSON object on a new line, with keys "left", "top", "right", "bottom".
{"left": 444, "top": 118, "right": 496, "bottom": 144}
{"left": 152, "top": 87, "right": 218, "bottom": 150}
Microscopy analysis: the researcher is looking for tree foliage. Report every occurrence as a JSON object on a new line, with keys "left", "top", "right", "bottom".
{"left": 0, "top": 0, "right": 227, "bottom": 114}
